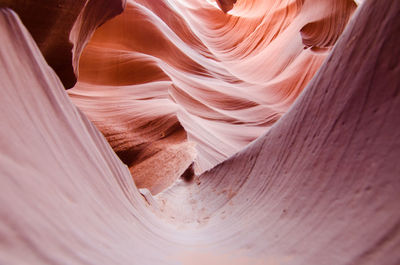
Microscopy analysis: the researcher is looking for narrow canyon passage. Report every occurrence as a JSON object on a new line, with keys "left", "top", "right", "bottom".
{"left": 68, "top": 0, "right": 356, "bottom": 193}
{"left": 0, "top": 0, "right": 399, "bottom": 265}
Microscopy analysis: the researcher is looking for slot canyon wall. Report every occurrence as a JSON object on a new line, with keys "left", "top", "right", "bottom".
{"left": 0, "top": 0, "right": 399, "bottom": 264}
{"left": 0, "top": 0, "right": 126, "bottom": 88}
{"left": 68, "top": 0, "right": 357, "bottom": 192}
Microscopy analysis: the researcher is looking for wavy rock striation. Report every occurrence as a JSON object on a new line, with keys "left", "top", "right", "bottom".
{"left": 0, "top": 9, "right": 164, "bottom": 264}
{"left": 0, "top": 0, "right": 399, "bottom": 264}
{"left": 157, "top": 1, "right": 400, "bottom": 264}
{"left": 68, "top": 0, "right": 356, "bottom": 191}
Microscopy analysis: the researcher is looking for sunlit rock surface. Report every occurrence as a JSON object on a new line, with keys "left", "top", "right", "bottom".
{"left": 68, "top": 0, "right": 356, "bottom": 190}
{"left": 0, "top": 0, "right": 400, "bottom": 264}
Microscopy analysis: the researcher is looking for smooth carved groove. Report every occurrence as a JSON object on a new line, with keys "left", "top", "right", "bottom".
{"left": 300, "top": 0, "right": 356, "bottom": 50}
{"left": 68, "top": 0, "right": 356, "bottom": 192}
{"left": 0, "top": 0, "right": 399, "bottom": 264}
{"left": 216, "top": 0, "right": 238, "bottom": 13}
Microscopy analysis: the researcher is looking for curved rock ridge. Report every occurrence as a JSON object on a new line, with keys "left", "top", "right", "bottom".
{"left": 0, "top": 0, "right": 125, "bottom": 88}
{"left": 215, "top": 0, "right": 237, "bottom": 12}
{"left": 0, "top": 10, "right": 175, "bottom": 264}
{"left": 0, "top": 0, "right": 399, "bottom": 264}
{"left": 68, "top": 0, "right": 357, "bottom": 191}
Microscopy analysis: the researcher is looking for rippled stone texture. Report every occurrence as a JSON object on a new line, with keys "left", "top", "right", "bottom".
{"left": 0, "top": 0, "right": 399, "bottom": 264}
{"left": 68, "top": 0, "right": 356, "bottom": 191}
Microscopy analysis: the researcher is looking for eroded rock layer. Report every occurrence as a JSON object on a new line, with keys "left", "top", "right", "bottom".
{"left": 0, "top": 0, "right": 125, "bottom": 88}
{"left": 0, "top": 0, "right": 399, "bottom": 264}
{"left": 68, "top": 0, "right": 356, "bottom": 191}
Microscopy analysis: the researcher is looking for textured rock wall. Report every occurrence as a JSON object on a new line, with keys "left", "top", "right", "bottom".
{"left": 68, "top": 0, "right": 356, "bottom": 191}
{"left": 0, "top": 0, "right": 399, "bottom": 264}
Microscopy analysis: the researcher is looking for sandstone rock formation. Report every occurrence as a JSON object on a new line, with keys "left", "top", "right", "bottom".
{"left": 0, "top": 0, "right": 399, "bottom": 264}
{"left": 0, "top": 0, "right": 125, "bottom": 88}
{"left": 68, "top": 0, "right": 356, "bottom": 191}
{"left": 215, "top": 0, "right": 237, "bottom": 12}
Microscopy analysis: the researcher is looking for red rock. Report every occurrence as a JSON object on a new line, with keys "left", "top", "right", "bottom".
{"left": 0, "top": 0, "right": 125, "bottom": 88}
{"left": 69, "top": 0, "right": 356, "bottom": 191}
{"left": 0, "top": 0, "right": 399, "bottom": 264}
{"left": 216, "top": 0, "right": 237, "bottom": 12}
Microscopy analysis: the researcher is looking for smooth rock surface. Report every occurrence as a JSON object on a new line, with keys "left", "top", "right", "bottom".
{"left": 0, "top": 0, "right": 399, "bottom": 264}
{"left": 68, "top": 0, "right": 356, "bottom": 190}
